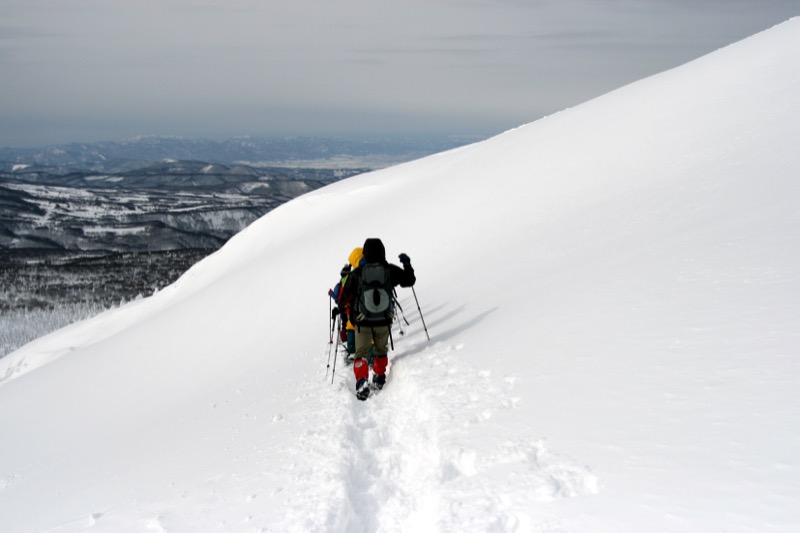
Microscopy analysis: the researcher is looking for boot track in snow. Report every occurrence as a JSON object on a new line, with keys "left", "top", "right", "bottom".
{"left": 303, "top": 340, "right": 601, "bottom": 531}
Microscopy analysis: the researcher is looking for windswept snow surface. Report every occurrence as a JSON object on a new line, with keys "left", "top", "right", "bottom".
{"left": 2, "top": 19, "right": 799, "bottom": 533}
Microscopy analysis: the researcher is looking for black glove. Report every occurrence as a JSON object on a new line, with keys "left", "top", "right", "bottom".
{"left": 332, "top": 307, "right": 340, "bottom": 319}
{"left": 398, "top": 253, "right": 411, "bottom": 266}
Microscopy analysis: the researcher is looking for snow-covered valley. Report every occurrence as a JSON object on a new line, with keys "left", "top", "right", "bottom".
{"left": 0, "top": 161, "right": 343, "bottom": 252}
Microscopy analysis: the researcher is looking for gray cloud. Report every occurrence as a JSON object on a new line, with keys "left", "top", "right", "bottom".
{"left": 0, "top": 0, "right": 797, "bottom": 147}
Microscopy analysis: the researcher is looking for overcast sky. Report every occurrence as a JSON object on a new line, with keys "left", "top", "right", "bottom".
{"left": 1, "top": 0, "right": 797, "bottom": 148}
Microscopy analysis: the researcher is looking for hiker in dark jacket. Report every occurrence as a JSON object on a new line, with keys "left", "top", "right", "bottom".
{"left": 329, "top": 246, "right": 364, "bottom": 359}
{"left": 339, "top": 238, "right": 415, "bottom": 400}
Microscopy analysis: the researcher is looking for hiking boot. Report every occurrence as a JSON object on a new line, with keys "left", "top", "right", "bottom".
{"left": 372, "top": 373, "right": 386, "bottom": 390}
{"left": 356, "top": 378, "right": 371, "bottom": 401}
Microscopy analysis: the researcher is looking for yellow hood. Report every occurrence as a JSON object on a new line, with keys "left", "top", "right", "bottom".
{"left": 348, "top": 247, "right": 363, "bottom": 268}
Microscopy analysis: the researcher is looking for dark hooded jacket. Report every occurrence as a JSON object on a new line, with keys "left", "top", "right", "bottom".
{"left": 340, "top": 238, "right": 415, "bottom": 326}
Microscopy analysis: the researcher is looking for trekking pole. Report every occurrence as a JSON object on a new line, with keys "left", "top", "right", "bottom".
{"left": 328, "top": 295, "right": 334, "bottom": 344}
{"left": 392, "top": 297, "right": 406, "bottom": 336}
{"left": 331, "top": 317, "right": 342, "bottom": 384}
{"left": 411, "top": 286, "right": 430, "bottom": 341}
{"left": 326, "top": 313, "right": 339, "bottom": 379}
{"left": 394, "top": 310, "right": 405, "bottom": 336}
{"left": 393, "top": 292, "right": 411, "bottom": 327}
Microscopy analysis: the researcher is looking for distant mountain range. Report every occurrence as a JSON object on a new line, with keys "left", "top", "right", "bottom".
{"left": 0, "top": 160, "right": 352, "bottom": 254}
{"left": 1, "top": 135, "right": 474, "bottom": 256}
{"left": 0, "top": 135, "right": 473, "bottom": 172}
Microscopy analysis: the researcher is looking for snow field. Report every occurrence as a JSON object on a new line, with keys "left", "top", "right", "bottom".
{"left": 0, "top": 18, "right": 798, "bottom": 533}
{"left": 275, "top": 321, "right": 599, "bottom": 533}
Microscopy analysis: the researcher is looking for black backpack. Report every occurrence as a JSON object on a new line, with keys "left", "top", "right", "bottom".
{"left": 354, "top": 262, "right": 394, "bottom": 325}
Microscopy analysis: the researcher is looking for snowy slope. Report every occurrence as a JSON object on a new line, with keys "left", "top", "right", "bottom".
{"left": 1, "top": 18, "right": 799, "bottom": 533}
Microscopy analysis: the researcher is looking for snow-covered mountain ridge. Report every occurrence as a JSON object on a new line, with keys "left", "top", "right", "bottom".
{"left": 0, "top": 136, "right": 469, "bottom": 171}
{"left": 0, "top": 19, "right": 798, "bottom": 533}
{"left": 0, "top": 161, "right": 350, "bottom": 252}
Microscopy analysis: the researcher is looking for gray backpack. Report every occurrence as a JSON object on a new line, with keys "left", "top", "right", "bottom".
{"left": 354, "top": 262, "right": 393, "bottom": 324}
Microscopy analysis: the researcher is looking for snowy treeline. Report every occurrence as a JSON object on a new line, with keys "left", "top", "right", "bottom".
{"left": 1, "top": 303, "right": 108, "bottom": 359}
{"left": 0, "top": 249, "right": 210, "bottom": 357}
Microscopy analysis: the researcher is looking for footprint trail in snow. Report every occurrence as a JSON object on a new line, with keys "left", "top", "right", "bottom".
{"left": 286, "top": 341, "right": 600, "bottom": 532}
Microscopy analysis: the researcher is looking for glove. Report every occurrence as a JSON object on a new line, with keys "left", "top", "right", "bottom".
{"left": 332, "top": 307, "right": 340, "bottom": 319}
{"left": 398, "top": 253, "right": 411, "bottom": 266}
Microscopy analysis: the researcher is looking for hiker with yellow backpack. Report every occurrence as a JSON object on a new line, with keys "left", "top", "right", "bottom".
{"left": 329, "top": 246, "right": 364, "bottom": 360}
